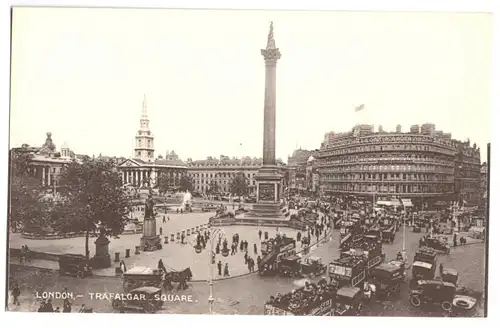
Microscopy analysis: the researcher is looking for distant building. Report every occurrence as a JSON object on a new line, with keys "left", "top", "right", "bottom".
{"left": 11, "top": 132, "right": 80, "bottom": 189}
{"left": 480, "top": 162, "right": 488, "bottom": 204}
{"left": 306, "top": 155, "right": 320, "bottom": 193}
{"left": 317, "top": 124, "right": 481, "bottom": 206}
{"left": 287, "top": 148, "right": 313, "bottom": 192}
{"left": 117, "top": 97, "right": 188, "bottom": 188}
{"left": 117, "top": 96, "right": 288, "bottom": 192}
{"left": 186, "top": 155, "right": 286, "bottom": 195}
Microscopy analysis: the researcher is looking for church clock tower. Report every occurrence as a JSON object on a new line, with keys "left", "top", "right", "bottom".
{"left": 134, "top": 94, "right": 155, "bottom": 162}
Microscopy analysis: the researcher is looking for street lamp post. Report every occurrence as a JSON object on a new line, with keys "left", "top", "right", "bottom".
{"left": 208, "top": 226, "right": 225, "bottom": 315}
{"left": 402, "top": 204, "right": 407, "bottom": 263}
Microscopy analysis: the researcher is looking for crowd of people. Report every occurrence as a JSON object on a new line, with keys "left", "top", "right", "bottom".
{"left": 266, "top": 278, "right": 337, "bottom": 314}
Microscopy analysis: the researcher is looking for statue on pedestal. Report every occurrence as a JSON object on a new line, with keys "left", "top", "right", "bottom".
{"left": 140, "top": 194, "right": 162, "bottom": 251}
{"left": 93, "top": 227, "right": 111, "bottom": 269}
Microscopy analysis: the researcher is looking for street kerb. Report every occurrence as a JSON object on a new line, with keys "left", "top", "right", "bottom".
{"left": 9, "top": 217, "right": 335, "bottom": 283}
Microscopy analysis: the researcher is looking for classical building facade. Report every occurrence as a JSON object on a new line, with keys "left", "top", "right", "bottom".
{"left": 316, "top": 123, "right": 482, "bottom": 205}
{"left": 117, "top": 97, "right": 188, "bottom": 188}
{"left": 186, "top": 156, "right": 287, "bottom": 195}
{"left": 11, "top": 133, "right": 80, "bottom": 189}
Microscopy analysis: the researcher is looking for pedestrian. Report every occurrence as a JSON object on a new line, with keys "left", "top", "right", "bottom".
{"left": 217, "top": 260, "right": 222, "bottom": 275}
{"left": 163, "top": 216, "right": 166, "bottom": 223}
{"left": 244, "top": 240, "right": 248, "bottom": 252}
{"left": 63, "top": 299, "right": 72, "bottom": 313}
{"left": 453, "top": 234, "right": 458, "bottom": 247}
{"left": 254, "top": 243, "right": 258, "bottom": 254}
{"left": 224, "top": 263, "right": 230, "bottom": 277}
{"left": 38, "top": 301, "right": 46, "bottom": 312}
{"left": 240, "top": 240, "right": 244, "bottom": 251}
{"left": 181, "top": 233, "right": 185, "bottom": 244}
{"left": 159, "top": 227, "right": 163, "bottom": 235}
{"left": 244, "top": 251, "right": 248, "bottom": 264}
{"left": 258, "top": 230, "right": 262, "bottom": 240}
{"left": 158, "top": 259, "right": 166, "bottom": 273}
{"left": 11, "top": 283, "right": 20, "bottom": 306}
{"left": 44, "top": 299, "right": 54, "bottom": 312}
{"left": 439, "top": 263, "right": 444, "bottom": 277}
{"left": 168, "top": 216, "right": 170, "bottom": 221}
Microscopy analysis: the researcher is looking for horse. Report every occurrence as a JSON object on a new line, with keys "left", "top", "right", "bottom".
{"left": 165, "top": 267, "right": 193, "bottom": 283}
{"left": 363, "top": 281, "right": 377, "bottom": 301}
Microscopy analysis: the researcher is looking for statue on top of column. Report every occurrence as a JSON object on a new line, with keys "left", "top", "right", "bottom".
{"left": 144, "top": 194, "right": 155, "bottom": 220}
{"left": 266, "top": 21, "right": 276, "bottom": 49}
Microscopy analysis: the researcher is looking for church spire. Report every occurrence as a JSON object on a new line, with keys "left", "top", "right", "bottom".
{"left": 141, "top": 94, "right": 148, "bottom": 118}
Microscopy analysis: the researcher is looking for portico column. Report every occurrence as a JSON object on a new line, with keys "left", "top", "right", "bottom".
{"left": 42, "top": 166, "right": 46, "bottom": 186}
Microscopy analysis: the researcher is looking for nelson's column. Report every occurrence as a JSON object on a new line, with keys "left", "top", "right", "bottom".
{"left": 247, "top": 22, "right": 286, "bottom": 219}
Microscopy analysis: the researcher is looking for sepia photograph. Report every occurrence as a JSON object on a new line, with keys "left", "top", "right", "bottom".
{"left": 4, "top": 3, "right": 493, "bottom": 318}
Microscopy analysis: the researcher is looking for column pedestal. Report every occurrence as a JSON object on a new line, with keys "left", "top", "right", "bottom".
{"left": 93, "top": 235, "right": 112, "bottom": 269}
{"left": 245, "top": 166, "right": 287, "bottom": 219}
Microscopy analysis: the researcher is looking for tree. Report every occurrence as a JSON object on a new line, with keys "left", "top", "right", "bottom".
{"left": 9, "top": 151, "right": 45, "bottom": 231}
{"left": 156, "top": 172, "right": 170, "bottom": 195}
{"left": 179, "top": 175, "right": 193, "bottom": 192}
{"left": 207, "top": 181, "right": 219, "bottom": 195}
{"left": 230, "top": 172, "right": 248, "bottom": 197}
{"left": 58, "top": 157, "right": 130, "bottom": 259}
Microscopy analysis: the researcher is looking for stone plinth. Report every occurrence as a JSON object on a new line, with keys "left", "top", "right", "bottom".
{"left": 140, "top": 217, "right": 161, "bottom": 251}
{"left": 246, "top": 166, "right": 286, "bottom": 219}
{"left": 93, "top": 235, "right": 112, "bottom": 269}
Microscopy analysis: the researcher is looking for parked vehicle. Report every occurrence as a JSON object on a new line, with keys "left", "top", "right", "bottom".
{"left": 409, "top": 280, "right": 456, "bottom": 312}
{"left": 58, "top": 254, "right": 92, "bottom": 279}
{"left": 334, "top": 286, "right": 363, "bottom": 316}
{"left": 112, "top": 286, "right": 163, "bottom": 313}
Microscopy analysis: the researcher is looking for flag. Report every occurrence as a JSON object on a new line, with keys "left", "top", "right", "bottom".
{"left": 355, "top": 104, "right": 365, "bottom": 112}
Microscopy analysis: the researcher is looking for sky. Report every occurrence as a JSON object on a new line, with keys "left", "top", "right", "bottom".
{"left": 10, "top": 7, "right": 493, "bottom": 162}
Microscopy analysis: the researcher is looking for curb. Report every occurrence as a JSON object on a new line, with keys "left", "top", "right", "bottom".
{"left": 10, "top": 216, "right": 334, "bottom": 283}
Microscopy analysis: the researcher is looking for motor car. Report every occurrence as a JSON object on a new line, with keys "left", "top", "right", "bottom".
{"left": 424, "top": 237, "right": 450, "bottom": 253}
{"left": 280, "top": 255, "right": 302, "bottom": 277}
{"left": 58, "top": 254, "right": 93, "bottom": 279}
{"left": 334, "top": 286, "right": 363, "bottom": 316}
{"left": 409, "top": 280, "right": 456, "bottom": 312}
{"left": 112, "top": 286, "right": 163, "bottom": 313}
{"left": 301, "top": 256, "right": 327, "bottom": 276}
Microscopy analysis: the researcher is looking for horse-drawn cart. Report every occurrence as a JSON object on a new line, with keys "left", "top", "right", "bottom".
{"left": 122, "top": 267, "right": 164, "bottom": 292}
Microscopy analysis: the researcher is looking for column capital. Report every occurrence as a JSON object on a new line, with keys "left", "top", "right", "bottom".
{"left": 261, "top": 48, "right": 281, "bottom": 63}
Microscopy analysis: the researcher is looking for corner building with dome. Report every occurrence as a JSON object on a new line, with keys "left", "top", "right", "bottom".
{"left": 316, "top": 123, "right": 482, "bottom": 207}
